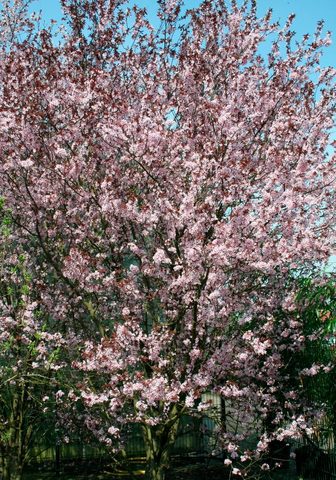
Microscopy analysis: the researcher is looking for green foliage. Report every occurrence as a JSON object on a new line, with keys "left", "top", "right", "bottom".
{"left": 296, "top": 277, "right": 336, "bottom": 438}
{"left": 0, "top": 196, "right": 12, "bottom": 238}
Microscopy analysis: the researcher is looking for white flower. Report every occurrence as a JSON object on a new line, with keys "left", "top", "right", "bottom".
{"left": 56, "top": 390, "right": 64, "bottom": 399}
{"left": 185, "top": 395, "right": 194, "bottom": 408}
{"left": 153, "top": 249, "right": 171, "bottom": 265}
{"left": 107, "top": 426, "right": 120, "bottom": 437}
{"left": 20, "top": 159, "right": 34, "bottom": 168}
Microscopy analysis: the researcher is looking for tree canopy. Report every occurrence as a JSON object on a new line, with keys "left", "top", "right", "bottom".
{"left": 0, "top": 1, "right": 335, "bottom": 479}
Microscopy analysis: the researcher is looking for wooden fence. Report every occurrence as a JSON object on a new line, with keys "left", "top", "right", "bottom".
{"left": 295, "top": 442, "right": 336, "bottom": 479}
{"left": 28, "top": 394, "right": 223, "bottom": 468}
{"left": 29, "top": 417, "right": 216, "bottom": 465}
{"left": 25, "top": 393, "right": 336, "bottom": 479}
{"left": 316, "top": 446, "right": 336, "bottom": 479}
{"left": 316, "top": 453, "right": 336, "bottom": 480}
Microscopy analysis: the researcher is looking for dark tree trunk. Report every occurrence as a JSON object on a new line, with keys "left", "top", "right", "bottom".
{"left": 1, "top": 387, "right": 32, "bottom": 480}
{"left": 2, "top": 454, "right": 23, "bottom": 480}
{"left": 143, "top": 406, "right": 181, "bottom": 480}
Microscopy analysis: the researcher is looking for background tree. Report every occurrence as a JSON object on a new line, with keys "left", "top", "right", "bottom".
{"left": 297, "top": 277, "right": 336, "bottom": 444}
{"left": 0, "top": 1, "right": 335, "bottom": 479}
{"left": 0, "top": 198, "right": 67, "bottom": 480}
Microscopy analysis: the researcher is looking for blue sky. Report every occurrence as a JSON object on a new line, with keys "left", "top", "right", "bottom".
{"left": 30, "top": 0, "right": 336, "bottom": 69}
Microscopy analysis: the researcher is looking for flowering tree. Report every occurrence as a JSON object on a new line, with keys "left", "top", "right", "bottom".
{"left": 0, "top": 198, "right": 67, "bottom": 480}
{"left": 0, "top": 0, "right": 335, "bottom": 479}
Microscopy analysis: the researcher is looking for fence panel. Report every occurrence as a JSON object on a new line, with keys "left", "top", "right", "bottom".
{"left": 316, "top": 452, "right": 336, "bottom": 480}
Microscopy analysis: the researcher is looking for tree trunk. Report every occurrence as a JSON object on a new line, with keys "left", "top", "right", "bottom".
{"left": 2, "top": 454, "right": 23, "bottom": 480}
{"left": 143, "top": 406, "right": 181, "bottom": 480}
{"left": 146, "top": 461, "right": 166, "bottom": 480}
{"left": 1, "top": 388, "right": 30, "bottom": 480}
{"left": 1, "top": 440, "right": 25, "bottom": 480}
